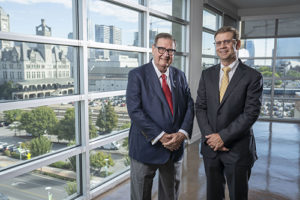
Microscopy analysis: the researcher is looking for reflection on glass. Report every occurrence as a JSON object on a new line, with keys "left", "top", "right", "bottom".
{"left": 203, "top": 10, "right": 222, "bottom": 31}
{"left": 88, "top": 0, "right": 142, "bottom": 46}
{"left": 0, "top": 40, "right": 77, "bottom": 102}
{"left": 149, "top": 16, "right": 185, "bottom": 52}
{"left": 0, "top": 104, "right": 76, "bottom": 169}
{"left": 0, "top": 1, "right": 73, "bottom": 38}
{"left": 277, "top": 38, "right": 300, "bottom": 57}
{"left": 88, "top": 49, "right": 141, "bottom": 92}
{"left": 240, "top": 39, "right": 274, "bottom": 58}
{"left": 90, "top": 137, "right": 129, "bottom": 189}
{"left": 149, "top": 0, "right": 186, "bottom": 20}
{"left": 0, "top": 157, "right": 78, "bottom": 200}
{"left": 89, "top": 96, "right": 130, "bottom": 140}
{"left": 202, "top": 32, "right": 215, "bottom": 55}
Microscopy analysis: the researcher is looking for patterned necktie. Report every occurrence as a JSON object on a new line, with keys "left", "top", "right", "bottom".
{"left": 219, "top": 66, "right": 231, "bottom": 102}
{"left": 161, "top": 74, "right": 173, "bottom": 115}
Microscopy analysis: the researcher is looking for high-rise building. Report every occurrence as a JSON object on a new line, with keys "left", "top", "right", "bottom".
{"left": 109, "top": 25, "right": 121, "bottom": 45}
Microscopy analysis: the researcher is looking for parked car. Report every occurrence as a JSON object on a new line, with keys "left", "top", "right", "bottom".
{"left": 0, "top": 142, "right": 8, "bottom": 152}
{"left": 99, "top": 142, "right": 120, "bottom": 150}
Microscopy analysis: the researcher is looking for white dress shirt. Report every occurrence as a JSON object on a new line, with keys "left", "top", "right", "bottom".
{"left": 151, "top": 60, "right": 189, "bottom": 145}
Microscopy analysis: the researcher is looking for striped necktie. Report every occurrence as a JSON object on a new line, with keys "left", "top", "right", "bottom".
{"left": 219, "top": 66, "right": 231, "bottom": 102}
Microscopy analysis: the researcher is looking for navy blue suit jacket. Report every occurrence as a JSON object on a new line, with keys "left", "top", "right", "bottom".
{"left": 126, "top": 61, "right": 194, "bottom": 165}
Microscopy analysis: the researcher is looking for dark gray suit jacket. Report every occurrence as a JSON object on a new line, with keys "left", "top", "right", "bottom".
{"left": 195, "top": 61, "right": 263, "bottom": 166}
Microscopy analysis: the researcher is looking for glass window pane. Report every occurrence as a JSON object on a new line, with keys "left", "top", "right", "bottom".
{"left": 0, "top": 1, "right": 73, "bottom": 39}
{"left": 0, "top": 104, "right": 76, "bottom": 169}
{"left": 203, "top": 10, "right": 222, "bottom": 31}
{"left": 202, "top": 32, "right": 215, "bottom": 55}
{"left": 88, "top": 49, "right": 141, "bottom": 93}
{"left": 278, "top": 17, "right": 300, "bottom": 36}
{"left": 149, "top": 16, "right": 186, "bottom": 52}
{"left": 88, "top": 0, "right": 142, "bottom": 47}
{"left": 149, "top": 0, "right": 187, "bottom": 20}
{"left": 242, "top": 20, "right": 276, "bottom": 38}
{"left": 89, "top": 96, "right": 129, "bottom": 140}
{"left": 202, "top": 57, "right": 218, "bottom": 69}
{"left": 260, "top": 98, "right": 271, "bottom": 118}
{"left": 272, "top": 99, "right": 298, "bottom": 119}
{"left": 277, "top": 38, "right": 300, "bottom": 57}
{"left": 0, "top": 40, "right": 78, "bottom": 102}
{"left": 275, "top": 59, "right": 300, "bottom": 79}
{"left": 240, "top": 39, "right": 274, "bottom": 58}
{"left": 0, "top": 157, "right": 79, "bottom": 200}
{"left": 173, "top": 55, "right": 186, "bottom": 72}
{"left": 90, "top": 137, "right": 129, "bottom": 188}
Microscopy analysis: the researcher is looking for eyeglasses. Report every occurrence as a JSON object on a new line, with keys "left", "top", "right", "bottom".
{"left": 214, "top": 39, "right": 236, "bottom": 47}
{"left": 155, "top": 46, "right": 176, "bottom": 55}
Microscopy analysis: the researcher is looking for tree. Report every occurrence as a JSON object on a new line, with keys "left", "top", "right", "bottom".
{"left": 19, "top": 107, "right": 58, "bottom": 138}
{"left": 55, "top": 108, "right": 75, "bottom": 142}
{"left": 96, "top": 101, "right": 118, "bottom": 133}
{"left": 90, "top": 151, "right": 114, "bottom": 176}
{"left": 29, "top": 136, "right": 52, "bottom": 157}
{"left": 54, "top": 108, "right": 98, "bottom": 141}
{"left": 0, "top": 81, "right": 16, "bottom": 100}
{"left": 3, "top": 109, "right": 24, "bottom": 124}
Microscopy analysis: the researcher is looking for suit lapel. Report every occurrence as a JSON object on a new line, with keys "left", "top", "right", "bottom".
{"left": 212, "top": 65, "right": 221, "bottom": 105}
{"left": 146, "top": 62, "right": 173, "bottom": 118}
{"left": 169, "top": 67, "right": 177, "bottom": 120}
{"left": 219, "top": 62, "right": 246, "bottom": 106}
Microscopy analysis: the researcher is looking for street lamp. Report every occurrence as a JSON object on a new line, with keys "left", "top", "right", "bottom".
{"left": 104, "top": 158, "right": 109, "bottom": 177}
{"left": 45, "top": 187, "right": 52, "bottom": 200}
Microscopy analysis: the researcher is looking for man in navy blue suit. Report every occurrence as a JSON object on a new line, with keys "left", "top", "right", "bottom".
{"left": 126, "top": 33, "right": 194, "bottom": 200}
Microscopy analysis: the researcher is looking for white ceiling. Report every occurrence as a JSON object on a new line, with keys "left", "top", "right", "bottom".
{"left": 224, "top": 0, "right": 300, "bottom": 9}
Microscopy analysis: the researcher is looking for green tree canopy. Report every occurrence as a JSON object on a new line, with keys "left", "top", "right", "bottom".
{"left": 3, "top": 109, "right": 24, "bottom": 124}
{"left": 55, "top": 108, "right": 75, "bottom": 141}
{"left": 96, "top": 101, "right": 118, "bottom": 133}
{"left": 29, "top": 136, "right": 52, "bottom": 157}
{"left": 90, "top": 151, "right": 114, "bottom": 173}
{"left": 19, "top": 106, "right": 58, "bottom": 138}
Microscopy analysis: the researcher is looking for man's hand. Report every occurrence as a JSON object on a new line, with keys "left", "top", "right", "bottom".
{"left": 159, "top": 133, "right": 172, "bottom": 144}
{"left": 206, "top": 133, "right": 226, "bottom": 151}
{"left": 162, "top": 132, "right": 186, "bottom": 151}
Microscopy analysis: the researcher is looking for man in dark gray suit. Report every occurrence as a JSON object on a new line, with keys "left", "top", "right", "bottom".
{"left": 195, "top": 26, "right": 263, "bottom": 200}
{"left": 126, "top": 33, "right": 194, "bottom": 200}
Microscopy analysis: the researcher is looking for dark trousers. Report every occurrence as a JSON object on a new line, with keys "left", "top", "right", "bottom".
{"left": 130, "top": 158, "right": 182, "bottom": 200}
{"left": 203, "top": 155, "right": 252, "bottom": 200}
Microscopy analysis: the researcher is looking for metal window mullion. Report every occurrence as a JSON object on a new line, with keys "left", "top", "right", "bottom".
{"left": 103, "top": 0, "right": 147, "bottom": 12}
{"left": 78, "top": 0, "right": 91, "bottom": 199}
{"left": 145, "top": 0, "right": 150, "bottom": 62}
{"left": 0, "top": 31, "right": 80, "bottom": 47}
{"left": 0, "top": 95, "right": 83, "bottom": 112}
{"left": 269, "top": 19, "right": 279, "bottom": 118}
{"left": 0, "top": 147, "right": 82, "bottom": 180}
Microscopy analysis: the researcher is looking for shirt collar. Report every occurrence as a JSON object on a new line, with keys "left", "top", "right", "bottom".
{"left": 221, "top": 58, "right": 239, "bottom": 71}
{"left": 152, "top": 59, "right": 170, "bottom": 78}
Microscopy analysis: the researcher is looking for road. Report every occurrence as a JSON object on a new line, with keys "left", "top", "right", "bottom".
{"left": 0, "top": 172, "right": 68, "bottom": 200}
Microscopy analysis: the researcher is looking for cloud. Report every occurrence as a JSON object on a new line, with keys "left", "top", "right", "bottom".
{"left": 0, "top": 0, "right": 72, "bottom": 8}
{"left": 89, "top": 0, "right": 138, "bottom": 23}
